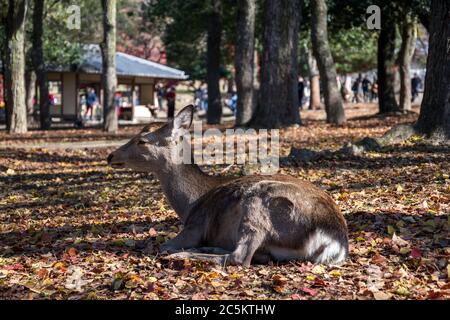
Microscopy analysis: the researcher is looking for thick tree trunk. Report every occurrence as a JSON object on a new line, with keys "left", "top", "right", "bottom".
{"left": 32, "top": 0, "right": 51, "bottom": 130}
{"left": 101, "top": 0, "right": 118, "bottom": 133}
{"left": 25, "top": 70, "right": 36, "bottom": 123}
{"left": 398, "top": 15, "right": 416, "bottom": 112}
{"left": 308, "top": 49, "right": 321, "bottom": 110}
{"left": 250, "top": 0, "right": 301, "bottom": 128}
{"left": 235, "top": 0, "right": 256, "bottom": 126}
{"left": 415, "top": 0, "right": 450, "bottom": 137}
{"left": 377, "top": 9, "right": 399, "bottom": 114}
{"left": 206, "top": 0, "right": 222, "bottom": 125}
{"left": 310, "top": 0, "right": 345, "bottom": 124}
{"left": 4, "top": 0, "right": 28, "bottom": 134}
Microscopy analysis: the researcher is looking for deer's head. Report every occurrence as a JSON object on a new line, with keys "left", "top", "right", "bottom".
{"left": 107, "top": 105, "right": 194, "bottom": 172}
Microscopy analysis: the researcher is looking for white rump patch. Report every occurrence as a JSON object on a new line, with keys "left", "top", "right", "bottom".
{"left": 266, "top": 229, "right": 347, "bottom": 264}
{"left": 303, "top": 229, "right": 347, "bottom": 264}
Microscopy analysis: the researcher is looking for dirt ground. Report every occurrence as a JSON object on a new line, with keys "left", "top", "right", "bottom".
{"left": 0, "top": 103, "right": 448, "bottom": 300}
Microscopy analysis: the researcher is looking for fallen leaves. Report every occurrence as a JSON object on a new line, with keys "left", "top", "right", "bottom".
{"left": 0, "top": 106, "right": 448, "bottom": 300}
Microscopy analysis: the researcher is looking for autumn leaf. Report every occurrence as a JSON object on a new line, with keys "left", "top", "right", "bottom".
{"left": 373, "top": 291, "right": 392, "bottom": 300}
{"left": 67, "top": 247, "right": 77, "bottom": 257}
{"left": 301, "top": 287, "right": 318, "bottom": 296}
{"left": 410, "top": 248, "right": 422, "bottom": 259}
{"left": 371, "top": 253, "right": 386, "bottom": 265}
{"left": 0, "top": 108, "right": 447, "bottom": 300}
{"left": 291, "top": 293, "right": 302, "bottom": 300}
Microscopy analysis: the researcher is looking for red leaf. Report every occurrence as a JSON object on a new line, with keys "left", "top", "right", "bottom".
{"left": 37, "top": 268, "right": 48, "bottom": 279}
{"left": 371, "top": 253, "right": 386, "bottom": 265}
{"left": 1, "top": 263, "right": 24, "bottom": 271}
{"left": 291, "top": 293, "right": 302, "bottom": 300}
{"left": 301, "top": 287, "right": 318, "bottom": 296}
{"left": 67, "top": 247, "right": 77, "bottom": 257}
{"left": 411, "top": 248, "right": 422, "bottom": 259}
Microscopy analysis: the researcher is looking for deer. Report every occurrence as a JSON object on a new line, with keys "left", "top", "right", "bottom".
{"left": 107, "top": 105, "right": 349, "bottom": 266}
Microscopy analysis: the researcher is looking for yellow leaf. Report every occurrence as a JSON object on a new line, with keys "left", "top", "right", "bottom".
{"left": 447, "top": 265, "right": 450, "bottom": 280}
{"left": 311, "top": 265, "right": 325, "bottom": 274}
{"left": 399, "top": 247, "right": 410, "bottom": 255}
{"left": 210, "top": 281, "right": 222, "bottom": 288}
{"left": 330, "top": 270, "right": 341, "bottom": 278}
{"left": 395, "top": 286, "right": 409, "bottom": 296}
{"left": 148, "top": 276, "right": 158, "bottom": 283}
{"left": 387, "top": 225, "right": 395, "bottom": 235}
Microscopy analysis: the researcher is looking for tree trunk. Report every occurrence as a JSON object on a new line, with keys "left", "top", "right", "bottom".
{"left": 32, "top": 0, "right": 51, "bottom": 130}
{"left": 250, "top": 0, "right": 301, "bottom": 128}
{"left": 310, "top": 0, "right": 345, "bottom": 124}
{"left": 25, "top": 70, "right": 36, "bottom": 123}
{"left": 377, "top": 8, "right": 399, "bottom": 114}
{"left": 235, "top": 0, "right": 256, "bottom": 126}
{"left": 415, "top": 0, "right": 450, "bottom": 137}
{"left": 4, "top": 0, "right": 28, "bottom": 134}
{"left": 101, "top": 0, "right": 118, "bottom": 133}
{"left": 206, "top": 0, "right": 222, "bottom": 124}
{"left": 308, "top": 49, "right": 321, "bottom": 110}
{"left": 398, "top": 14, "right": 416, "bottom": 112}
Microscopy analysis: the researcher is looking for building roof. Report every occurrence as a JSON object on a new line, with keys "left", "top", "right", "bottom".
{"left": 75, "top": 45, "right": 187, "bottom": 80}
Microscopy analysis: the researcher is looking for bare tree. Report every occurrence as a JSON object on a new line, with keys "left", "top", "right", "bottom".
{"left": 101, "top": 0, "right": 118, "bottom": 133}
{"left": 310, "top": 0, "right": 345, "bottom": 125}
{"left": 415, "top": 0, "right": 450, "bottom": 137}
{"left": 377, "top": 6, "right": 399, "bottom": 114}
{"left": 235, "top": 0, "right": 256, "bottom": 126}
{"left": 250, "top": 0, "right": 301, "bottom": 128}
{"left": 398, "top": 14, "right": 416, "bottom": 112}
{"left": 25, "top": 70, "right": 36, "bottom": 123}
{"left": 206, "top": 0, "right": 222, "bottom": 125}
{"left": 32, "top": 0, "right": 51, "bottom": 130}
{"left": 308, "top": 49, "right": 321, "bottom": 110}
{"left": 4, "top": 0, "right": 28, "bottom": 133}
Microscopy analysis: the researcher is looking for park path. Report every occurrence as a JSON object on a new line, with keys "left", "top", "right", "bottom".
{"left": 0, "top": 139, "right": 129, "bottom": 150}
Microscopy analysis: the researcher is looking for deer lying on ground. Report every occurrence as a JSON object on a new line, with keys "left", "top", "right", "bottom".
{"left": 107, "top": 105, "right": 348, "bottom": 266}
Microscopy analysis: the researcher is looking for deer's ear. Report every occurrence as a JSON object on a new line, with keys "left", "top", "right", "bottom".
{"left": 173, "top": 105, "right": 194, "bottom": 131}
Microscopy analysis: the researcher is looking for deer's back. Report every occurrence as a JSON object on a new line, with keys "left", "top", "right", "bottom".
{"left": 185, "top": 174, "right": 348, "bottom": 253}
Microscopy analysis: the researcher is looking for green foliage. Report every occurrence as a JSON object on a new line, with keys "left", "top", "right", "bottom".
{"left": 330, "top": 27, "right": 378, "bottom": 74}
{"left": 145, "top": 0, "right": 238, "bottom": 80}
{"left": 145, "top": 0, "right": 208, "bottom": 79}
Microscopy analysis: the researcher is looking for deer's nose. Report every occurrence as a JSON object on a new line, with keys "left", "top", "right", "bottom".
{"left": 107, "top": 154, "right": 114, "bottom": 164}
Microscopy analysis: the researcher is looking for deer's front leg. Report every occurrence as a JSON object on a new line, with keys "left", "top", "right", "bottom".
{"left": 159, "top": 225, "right": 203, "bottom": 254}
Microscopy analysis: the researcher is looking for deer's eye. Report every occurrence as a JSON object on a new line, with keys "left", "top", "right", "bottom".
{"left": 137, "top": 139, "right": 147, "bottom": 145}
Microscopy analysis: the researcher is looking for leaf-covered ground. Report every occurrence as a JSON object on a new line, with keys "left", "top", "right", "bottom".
{"left": 0, "top": 104, "right": 448, "bottom": 300}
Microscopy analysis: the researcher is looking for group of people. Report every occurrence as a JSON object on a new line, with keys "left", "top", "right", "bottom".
{"left": 351, "top": 75, "right": 378, "bottom": 103}
{"left": 193, "top": 83, "right": 237, "bottom": 116}
{"left": 350, "top": 73, "right": 422, "bottom": 104}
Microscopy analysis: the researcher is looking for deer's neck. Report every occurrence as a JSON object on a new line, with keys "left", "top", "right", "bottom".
{"left": 155, "top": 163, "right": 222, "bottom": 223}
